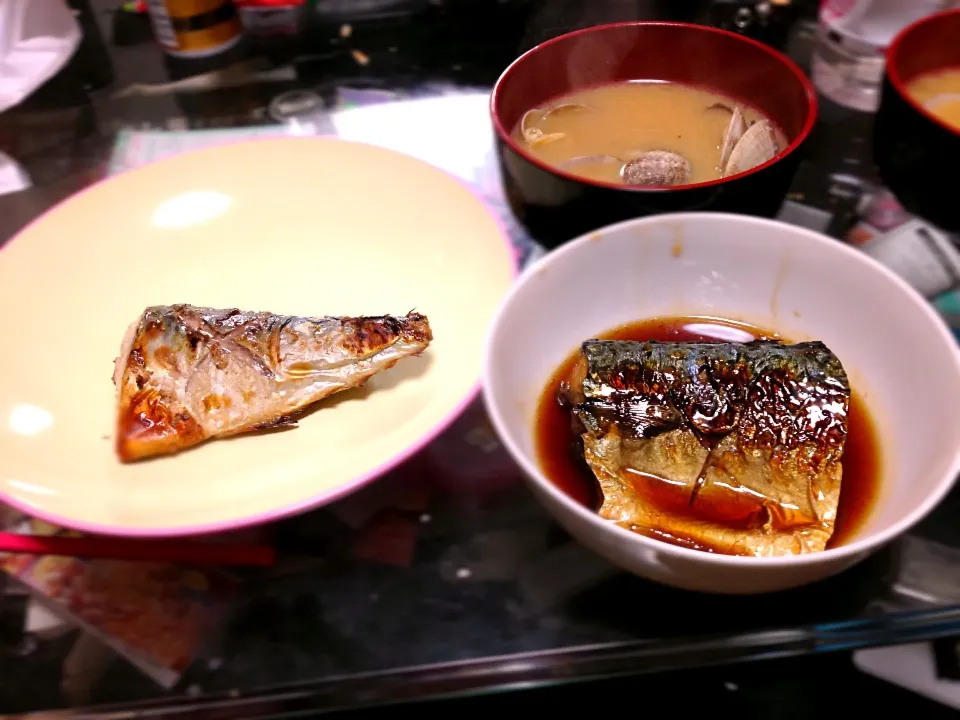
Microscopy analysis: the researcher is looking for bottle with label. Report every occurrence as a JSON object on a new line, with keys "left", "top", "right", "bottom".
{"left": 144, "top": 0, "right": 248, "bottom": 78}
{"left": 811, "top": 0, "right": 960, "bottom": 112}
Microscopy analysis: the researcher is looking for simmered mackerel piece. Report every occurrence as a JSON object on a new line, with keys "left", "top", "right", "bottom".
{"left": 563, "top": 340, "right": 850, "bottom": 556}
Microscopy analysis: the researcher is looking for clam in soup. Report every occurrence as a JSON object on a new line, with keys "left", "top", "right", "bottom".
{"left": 904, "top": 68, "right": 960, "bottom": 133}
{"left": 514, "top": 81, "right": 788, "bottom": 187}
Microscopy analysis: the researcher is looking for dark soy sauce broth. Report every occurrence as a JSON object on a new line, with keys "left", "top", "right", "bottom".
{"left": 535, "top": 316, "right": 881, "bottom": 551}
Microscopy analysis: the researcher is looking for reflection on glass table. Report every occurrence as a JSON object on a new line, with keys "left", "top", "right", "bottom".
{"left": 0, "top": 9, "right": 958, "bottom": 719}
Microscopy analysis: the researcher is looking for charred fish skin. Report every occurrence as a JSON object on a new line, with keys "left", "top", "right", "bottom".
{"left": 568, "top": 340, "right": 850, "bottom": 557}
{"left": 114, "top": 305, "right": 432, "bottom": 463}
{"left": 574, "top": 339, "right": 848, "bottom": 448}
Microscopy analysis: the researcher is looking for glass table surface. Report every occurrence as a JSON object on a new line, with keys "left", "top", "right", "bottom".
{"left": 0, "top": 5, "right": 958, "bottom": 717}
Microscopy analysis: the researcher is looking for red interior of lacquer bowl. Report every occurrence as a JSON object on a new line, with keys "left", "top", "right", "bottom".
{"left": 887, "top": 9, "right": 960, "bottom": 135}
{"left": 491, "top": 22, "right": 818, "bottom": 190}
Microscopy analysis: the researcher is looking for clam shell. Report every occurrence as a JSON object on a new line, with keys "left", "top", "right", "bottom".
{"left": 540, "top": 102, "right": 594, "bottom": 121}
{"left": 521, "top": 103, "right": 592, "bottom": 145}
{"left": 521, "top": 109, "right": 544, "bottom": 143}
{"left": 560, "top": 154, "right": 622, "bottom": 169}
{"left": 723, "top": 120, "right": 781, "bottom": 177}
{"left": 925, "top": 92, "right": 960, "bottom": 112}
{"left": 719, "top": 106, "right": 747, "bottom": 175}
{"left": 528, "top": 132, "right": 566, "bottom": 148}
{"left": 621, "top": 151, "right": 692, "bottom": 186}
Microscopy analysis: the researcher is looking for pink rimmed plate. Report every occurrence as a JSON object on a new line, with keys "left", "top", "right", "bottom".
{"left": 0, "top": 138, "right": 516, "bottom": 536}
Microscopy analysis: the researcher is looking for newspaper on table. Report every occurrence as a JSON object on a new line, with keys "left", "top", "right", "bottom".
{"left": 1, "top": 514, "right": 238, "bottom": 687}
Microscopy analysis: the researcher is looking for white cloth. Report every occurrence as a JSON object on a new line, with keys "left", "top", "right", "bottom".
{"left": 0, "top": 0, "right": 81, "bottom": 114}
{"left": 0, "top": 150, "right": 29, "bottom": 195}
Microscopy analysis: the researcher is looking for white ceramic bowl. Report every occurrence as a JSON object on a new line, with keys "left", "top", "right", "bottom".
{"left": 483, "top": 212, "right": 960, "bottom": 594}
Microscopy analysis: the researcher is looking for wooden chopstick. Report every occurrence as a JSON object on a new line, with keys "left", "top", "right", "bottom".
{"left": 0, "top": 532, "right": 276, "bottom": 567}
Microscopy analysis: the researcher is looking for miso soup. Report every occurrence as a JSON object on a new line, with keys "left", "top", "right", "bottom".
{"left": 513, "top": 81, "right": 788, "bottom": 187}
{"left": 904, "top": 67, "right": 960, "bottom": 133}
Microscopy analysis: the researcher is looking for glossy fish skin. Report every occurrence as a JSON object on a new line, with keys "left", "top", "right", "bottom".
{"left": 565, "top": 339, "right": 849, "bottom": 557}
{"left": 114, "top": 305, "right": 432, "bottom": 462}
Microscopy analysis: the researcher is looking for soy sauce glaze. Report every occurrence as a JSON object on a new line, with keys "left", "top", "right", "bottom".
{"left": 535, "top": 316, "right": 881, "bottom": 550}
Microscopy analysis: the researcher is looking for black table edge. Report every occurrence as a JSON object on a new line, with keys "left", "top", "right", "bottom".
{"left": 21, "top": 605, "right": 960, "bottom": 720}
